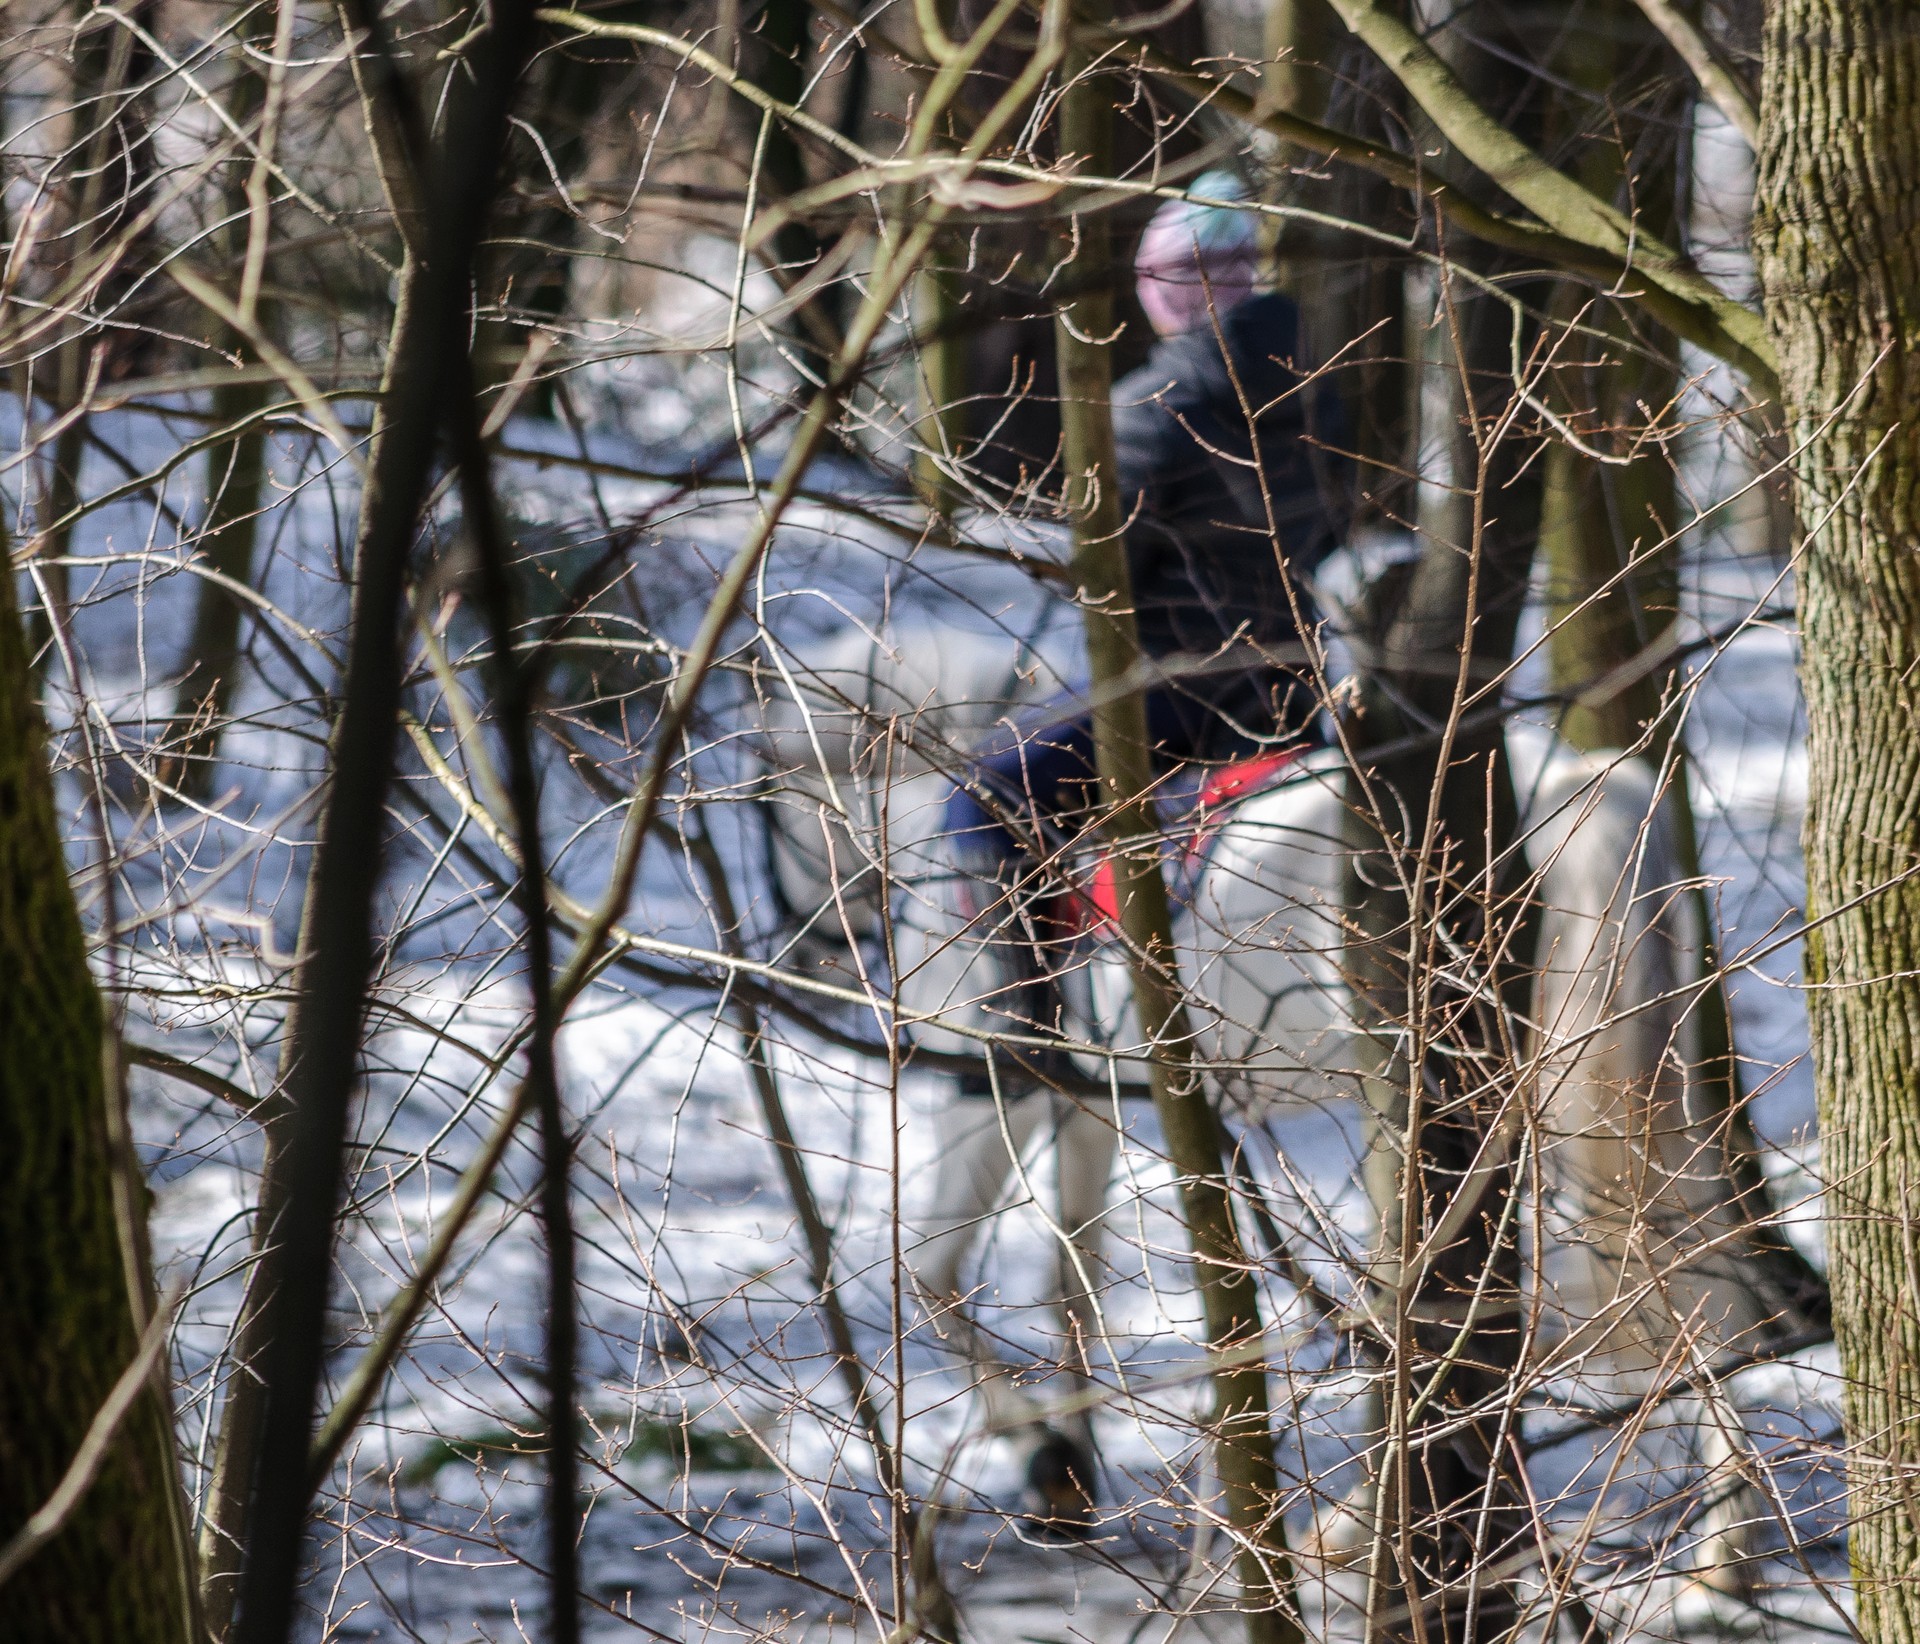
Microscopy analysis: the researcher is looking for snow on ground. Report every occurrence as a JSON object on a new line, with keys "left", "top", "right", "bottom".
{"left": 11, "top": 384, "right": 1845, "bottom": 1641}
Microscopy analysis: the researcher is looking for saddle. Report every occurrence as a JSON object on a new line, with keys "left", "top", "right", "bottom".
{"left": 1064, "top": 745, "right": 1308, "bottom": 936}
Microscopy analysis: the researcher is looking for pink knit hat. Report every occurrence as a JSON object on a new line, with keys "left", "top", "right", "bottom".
{"left": 1134, "top": 172, "right": 1261, "bottom": 336}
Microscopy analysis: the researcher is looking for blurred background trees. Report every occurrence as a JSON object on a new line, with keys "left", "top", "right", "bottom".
{"left": 2, "top": 0, "right": 1900, "bottom": 1640}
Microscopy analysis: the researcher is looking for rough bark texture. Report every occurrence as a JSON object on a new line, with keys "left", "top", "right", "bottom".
{"left": 0, "top": 536, "right": 192, "bottom": 1639}
{"left": 1756, "top": 9, "right": 1920, "bottom": 1638}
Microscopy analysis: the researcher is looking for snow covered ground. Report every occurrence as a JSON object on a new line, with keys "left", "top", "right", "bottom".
{"left": 10, "top": 384, "right": 1845, "bottom": 1641}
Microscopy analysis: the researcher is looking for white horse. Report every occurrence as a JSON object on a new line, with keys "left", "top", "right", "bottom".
{"left": 755, "top": 617, "right": 1786, "bottom": 1577}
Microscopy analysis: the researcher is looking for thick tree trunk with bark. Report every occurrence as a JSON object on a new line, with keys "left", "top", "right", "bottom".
{"left": 0, "top": 536, "right": 193, "bottom": 1639}
{"left": 1756, "top": 10, "right": 1920, "bottom": 1639}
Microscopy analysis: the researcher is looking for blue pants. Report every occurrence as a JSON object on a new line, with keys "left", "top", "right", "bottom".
{"left": 942, "top": 675, "right": 1312, "bottom": 867}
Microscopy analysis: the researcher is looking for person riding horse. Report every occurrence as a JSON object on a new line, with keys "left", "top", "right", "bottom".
{"left": 772, "top": 193, "right": 1802, "bottom": 1546}
{"left": 940, "top": 175, "right": 1350, "bottom": 1061}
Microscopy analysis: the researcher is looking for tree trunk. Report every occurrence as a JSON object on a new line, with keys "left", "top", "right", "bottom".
{"left": 1342, "top": 15, "right": 1548, "bottom": 1618}
{"left": 1756, "top": 10, "right": 1920, "bottom": 1640}
{"left": 1344, "top": 6, "right": 1551, "bottom": 1597}
{"left": 1538, "top": 343, "right": 1680, "bottom": 753}
{"left": 1050, "top": 17, "right": 1296, "bottom": 1643}
{"left": 1265, "top": 0, "right": 1410, "bottom": 526}
{"left": 1342, "top": 285, "right": 1538, "bottom": 1642}
{"left": 1541, "top": 0, "right": 1828, "bottom": 1339}
{"left": 172, "top": 382, "right": 269, "bottom": 801}
{"left": 1537, "top": 0, "right": 1685, "bottom": 756}
{"left": 913, "top": 256, "right": 968, "bottom": 514}
{"left": 472, "top": 38, "right": 607, "bottom": 403}
{"left": 195, "top": 1056, "right": 300, "bottom": 1637}
{"left": 742, "top": 0, "right": 842, "bottom": 372}
{"left": 1261, "top": 0, "right": 1340, "bottom": 135}
{"left": 0, "top": 537, "right": 193, "bottom": 1638}
{"left": 223, "top": 8, "right": 547, "bottom": 1637}
{"left": 169, "top": 43, "right": 276, "bottom": 804}
{"left": 28, "top": 7, "right": 148, "bottom": 669}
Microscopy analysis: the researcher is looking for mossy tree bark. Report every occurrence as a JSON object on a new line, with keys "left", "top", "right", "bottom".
{"left": 1756, "top": 8, "right": 1920, "bottom": 1638}
{"left": 0, "top": 540, "right": 193, "bottom": 1637}
{"left": 1049, "top": 16, "right": 1296, "bottom": 1643}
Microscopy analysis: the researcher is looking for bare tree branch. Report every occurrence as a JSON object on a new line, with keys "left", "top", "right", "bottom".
{"left": 1317, "top": 0, "right": 1771, "bottom": 369}
{"left": 1631, "top": 0, "right": 1759, "bottom": 148}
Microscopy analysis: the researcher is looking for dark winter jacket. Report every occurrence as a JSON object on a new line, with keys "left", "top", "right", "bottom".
{"left": 1110, "top": 291, "right": 1346, "bottom": 675}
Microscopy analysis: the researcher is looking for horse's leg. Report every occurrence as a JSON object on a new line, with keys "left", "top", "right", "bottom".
{"left": 911, "top": 1082, "right": 1124, "bottom": 1531}
{"left": 1683, "top": 1386, "right": 1759, "bottom": 1602}
{"left": 914, "top": 1086, "right": 1116, "bottom": 1528}
{"left": 1052, "top": 1094, "right": 1116, "bottom": 1379}
{"left": 911, "top": 1088, "right": 1048, "bottom": 1302}
{"left": 1009, "top": 1094, "right": 1118, "bottom": 1525}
